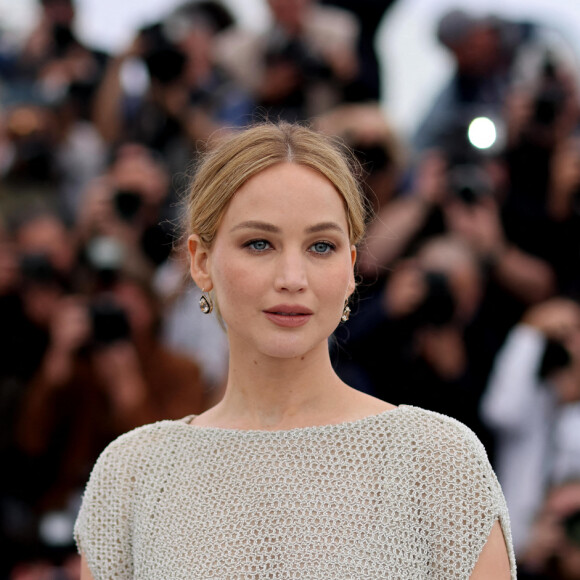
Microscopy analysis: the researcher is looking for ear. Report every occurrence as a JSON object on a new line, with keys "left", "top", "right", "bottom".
{"left": 188, "top": 234, "right": 213, "bottom": 291}
{"left": 347, "top": 245, "right": 357, "bottom": 297}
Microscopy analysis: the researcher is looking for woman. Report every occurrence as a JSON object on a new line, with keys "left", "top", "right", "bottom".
{"left": 75, "top": 122, "right": 516, "bottom": 579}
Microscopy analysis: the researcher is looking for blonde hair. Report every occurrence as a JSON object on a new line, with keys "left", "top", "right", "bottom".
{"left": 186, "top": 122, "right": 367, "bottom": 247}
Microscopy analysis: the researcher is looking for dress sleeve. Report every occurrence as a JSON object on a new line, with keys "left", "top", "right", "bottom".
{"left": 413, "top": 411, "right": 517, "bottom": 578}
{"left": 74, "top": 434, "right": 138, "bottom": 579}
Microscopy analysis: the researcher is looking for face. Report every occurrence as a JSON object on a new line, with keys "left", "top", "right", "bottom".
{"left": 17, "top": 215, "right": 76, "bottom": 275}
{"left": 267, "top": 0, "right": 311, "bottom": 33}
{"left": 189, "top": 162, "right": 356, "bottom": 361}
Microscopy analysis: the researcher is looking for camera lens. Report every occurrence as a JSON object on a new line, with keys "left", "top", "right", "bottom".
{"left": 113, "top": 190, "right": 143, "bottom": 222}
{"left": 564, "top": 510, "right": 580, "bottom": 547}
{"left": 90, "top": 296, "right": 131, "bottom": 345}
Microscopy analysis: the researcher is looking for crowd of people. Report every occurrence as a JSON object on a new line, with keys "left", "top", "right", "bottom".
{"left": 0, "top": 0, "right": 579, "bottom": 578}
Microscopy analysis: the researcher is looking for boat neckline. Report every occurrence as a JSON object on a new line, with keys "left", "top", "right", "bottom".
{"left": 172, "top": 405, "right": 410, "bottom": 436}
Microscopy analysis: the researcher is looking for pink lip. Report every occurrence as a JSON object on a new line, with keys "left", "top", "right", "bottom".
{"left": 263, "top": 304, "right": 313, "bottom": 328}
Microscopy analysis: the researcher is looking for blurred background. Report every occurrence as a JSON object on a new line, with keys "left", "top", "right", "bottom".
{"left": 3, "top": 0, "right": 580, "bottom": 134}
{"left": 1, "top": 0, "right": 580, "bottom": 578}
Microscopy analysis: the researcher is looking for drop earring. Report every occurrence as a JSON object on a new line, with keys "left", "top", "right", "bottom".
{"left": 199, "top": 288, "right": 213, "bottom": 314}
{"left": 341, "top": 300, "right": 351, "bottom": 323}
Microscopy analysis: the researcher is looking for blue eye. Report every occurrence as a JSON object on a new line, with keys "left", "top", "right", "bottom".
{"left": 247, "top": 240, "right": 271, "bottom": 252}
{"left": 310, "top": 241, "right": 335, "bottom": 254}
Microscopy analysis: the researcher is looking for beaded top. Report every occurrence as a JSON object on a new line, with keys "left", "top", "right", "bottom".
{"left": 75, "top": 405, "right": 516, "bottom": 579}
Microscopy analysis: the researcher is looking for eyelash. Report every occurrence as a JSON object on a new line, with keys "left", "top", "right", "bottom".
{"left": 243, "top": 239, "right": 336, "bottom": 255}
{"left": 310, "top": 241, "right": 336, "bottom": 255}
{"left": 245, "top": 239, "right": 271, "bottom": 252}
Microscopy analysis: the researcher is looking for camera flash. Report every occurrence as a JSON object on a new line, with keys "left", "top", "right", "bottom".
{"left": 468, "top": 117, "right": 497, "bottom": 150}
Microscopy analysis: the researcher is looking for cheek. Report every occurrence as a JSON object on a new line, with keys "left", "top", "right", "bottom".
{"left": 210, "top": 251, "right": 262, "bottom": 314}
{"left": 314, "top": 262, "right": 355, "bottom": 304}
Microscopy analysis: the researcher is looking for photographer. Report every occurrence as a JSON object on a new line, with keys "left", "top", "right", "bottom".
{"left": 412, "top": 9, "right": 525, "bottom": 153}
{"left": 76, "top": 143, "right": 174, "bottom": 276}
{"left": 215, "top": 0, "right": 359, "bottom": 121}
{"left": 93, "top": 3, "right": 251, "bottom": 170}
{"left": 320, "top": 0, "right": 398, "bottom": 102}
{"left": 0, "top": 93, "right": 106, "bottom": 221}
{"left": 519, "top": 480, "right": 580, "bottom": 579}
{"left": 481, "top": 298, "right": 580, "bottom": 557}
{"left": 335, "top": 235, "right": 491, "bottom": 443}
{"left": 358, "top": 146, "right": 555, "bottom": 306}
{"left": 5, "top": 211, "right": 80, "bottom": 387}
{"left": 314, "top": 103, "right": 404, "bottom": 213}
{"left": 92, "top": 25, "right": 191, "bottom": 167}
{"left": 0, "top": 211, "right": 79, "bottom": 574}
{"left": 16, "top": 0, "right": 106, "bottom": 107}
{"left": 501, "top": 52, "right": 579, "bottom": 286}
{"left": 357, "top": 150, "right": 449, "bottom": 278}
{"left": 10, "top": 271, "right": 205, "bottom": 570}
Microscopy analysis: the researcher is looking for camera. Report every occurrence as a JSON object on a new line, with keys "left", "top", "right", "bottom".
{"left": 20, "top": 252, "right": 58, "bottom": 284}
{"left": 532, "top": 55, "right": 565, "bottom": 127}
{"left": 448, "top": 164, "right": 492, "bottom": 205}
{"left": 264, "top": 36, "right": 331, "bottom": 80}
{"left": 113, "top": 189, "right": 143, "bottom": 222}
{"left": 437, "top": 118, "right": 498, "bottom": 204}
{"left": 564, "top": 509, "right": 580, "bottom": 547}
{"left": 414, "top": 271, "right": 456, "bottom": 327}
{"left": 538, "top": 338, "right": 571, "bottom": 380}
{"left": 89, "top": 296, "right": 131, "bottom": 345}
{"left": 352, "top": 142, "right": 393, "bottom": 175}
{"left": 51, "top": 24, "right": 76, "bottom": 57}
{"left": 140, "top": 23, "right": 187, "bottom": 86}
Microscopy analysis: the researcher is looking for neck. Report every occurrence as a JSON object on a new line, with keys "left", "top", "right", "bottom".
{"left": 214, "top": 341, "right": 349, "bottom": 430}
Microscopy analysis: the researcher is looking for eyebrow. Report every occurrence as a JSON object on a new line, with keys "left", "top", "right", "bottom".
{"left": 230, "top": 220, "right": 280, "bottom": 233}
{"left": 230, "top": 220, "right": 346, "bottom": 235}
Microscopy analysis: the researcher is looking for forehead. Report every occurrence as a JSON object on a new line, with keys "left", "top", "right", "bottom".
{"left": 17, "top": 216, "right": 68, "bottom": 246}
{"left": 220, "top": 162, "right": 349, "bottom": 228}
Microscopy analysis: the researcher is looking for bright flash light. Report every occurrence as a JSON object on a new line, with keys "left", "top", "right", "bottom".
{"left": 468, "top": 117, "right": 497, "bottom": 150}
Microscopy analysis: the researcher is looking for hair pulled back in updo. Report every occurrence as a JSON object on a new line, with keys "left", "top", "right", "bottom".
{"left": 185, "top": 122, "right": 368, "bottom": 248}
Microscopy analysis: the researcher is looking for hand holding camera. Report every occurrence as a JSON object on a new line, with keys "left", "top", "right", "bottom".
{"left": 414, "top": 152, "right": 449, "bottom": 206}
{"left": 48, "top": 296, "right": 91, "bottom": 356}
{"left": 37, "top": 296, "right": 91, "bottom": 389}
{"left": 522, "top": 298, "right": 580, "bottom": 343}
{"left": 383, "top": 262, "right": 456, "bottom": 327}
{"left": 91, "top": 340, "right": 147, "bottom": 412}
{"left": 522, "top": 299, "right": 580, "bottom": 396}
{"left": 444, "top": 195, "right": 507, "bottom": 262}
{"left": 78, "top": 178, "right": 142, "bottom": 247}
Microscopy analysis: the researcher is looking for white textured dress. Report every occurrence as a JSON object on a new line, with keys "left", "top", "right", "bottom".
{"left": 75, "top": 405, "right": 516, "bottom": 579}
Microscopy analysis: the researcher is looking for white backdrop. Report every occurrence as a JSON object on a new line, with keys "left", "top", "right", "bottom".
{"left": 1, "top": 0, "right": 579, "bottom": 136}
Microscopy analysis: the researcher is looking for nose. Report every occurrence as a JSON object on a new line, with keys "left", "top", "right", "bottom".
{"left": 274, "top": 248, "right": 308, "bottom": 293}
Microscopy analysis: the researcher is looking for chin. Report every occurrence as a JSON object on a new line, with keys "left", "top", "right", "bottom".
{"left": 227, "top": 316, "right": 339, "bottom": 361}
{"left": 256, "top": 332, "right": 328, "bottom": 361}
{"left": 259, "top": 342, "right": 315, "bottom": 360}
